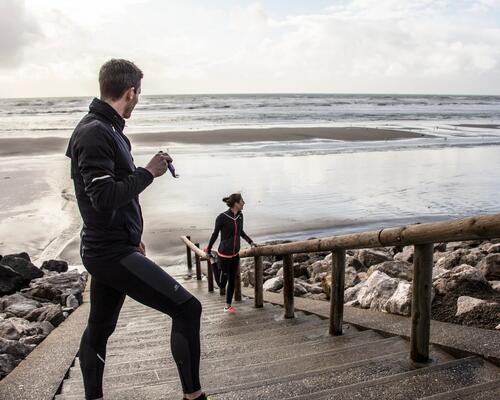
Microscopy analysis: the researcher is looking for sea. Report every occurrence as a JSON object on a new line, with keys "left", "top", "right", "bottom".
{"left": 1, "top": 94, "right": 500, "bottom": 261}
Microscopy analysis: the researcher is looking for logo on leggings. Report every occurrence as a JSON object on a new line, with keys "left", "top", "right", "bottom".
{"left": 174, "top": 284, "right": 179, "bottom": 291}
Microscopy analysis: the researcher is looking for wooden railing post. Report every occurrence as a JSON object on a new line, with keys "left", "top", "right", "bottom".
{"left": 194, "top": 243, "right": 202, "bottom": 280}
{"left": 254, "top": 256, "right": 264, "bottom": 308}
{"left": 235, "top": 262, "right": 242, "bottom": 301}
{"left": 206, "top": 258, "right": 214, "bottom": 293}
{"left": 411, "top": 243, "right": 434, "bottom": 363}
{"left": 186, "top": 235, "right": 193, "bottom": 272}
{"left": 283, "top": 254, "right": 294, "bottom": 318}
{"left": 330, "top": 248, "right": 346, "bottom": 336}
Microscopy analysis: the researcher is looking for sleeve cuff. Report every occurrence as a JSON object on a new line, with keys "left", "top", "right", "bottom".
{"left": 137, "top": 167, "right": 155, "bottom": 185}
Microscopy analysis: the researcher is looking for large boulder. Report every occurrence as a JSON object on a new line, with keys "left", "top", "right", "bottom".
{"left": 477, "top": 254, "right": 500, "bottom": 281}
{"left": 299, "top": 281, "right": 324, "bottom": 294}
{"left": 394, "top": 246, "right": 413, "bottom": 263}
{"left": 455, "top": 296, "right": 489, "bottom": 316}
{"left": 0, "top": 337, "right": 35, "bottom": 358}
{"left": 356, "top": 249, "right": 392, "bottom": 268}
{"left": 25, "top": 304, "right": 64, "bottom": 327}
{"left": 357, "top": 271, "right": 400, "bottom": 311}
{"left": 242, "top": 269, "right": 255, "bottom": 287}
{"left": 0, "top": 353, "right": 19, "bottom": 379}
{"left": 383, "top": 280, "right": 413, "bottom": 316}
{"left": 367, "top": 261, "right": 413, "bottom": 281}
{"left": 41, "top": 260, "right": 68, "bottom": 273}
{"left": 433, "top": 264, "right": 488, "bottom": 295}
{"left": 446, "top": 241, "right": 481, "bottom": 252}
{"left": 435, "top": 249, "right": 467, "bottom": 270}
{"left": 0, "top": 318, "right": 44, "bottom": 341}
{"left": 487, "top": 243, "right": 500, "bottom": 254}
{"left": 0, "top": 255, "right": 43, "bottom": 283}
{"left": 0, "top": 265, "right": 24, "bottom": 296}
{"left": 294, "top": 282, "right": 308, "bottom": 297}
{"left": 0, "top": 294, "right": 41, "bottom": 318}
{"left": 263, "top": 277, "right": 283, "bottom": 292}
{"left": 22, "top": 270, "right": 87, "bottom": 304}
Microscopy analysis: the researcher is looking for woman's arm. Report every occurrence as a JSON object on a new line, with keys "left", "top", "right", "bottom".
{"left": 207, "top": 215, "right": 222, "bottom": 252}
{"left": 241, "top": 229, "right": 254, "bottom": 245}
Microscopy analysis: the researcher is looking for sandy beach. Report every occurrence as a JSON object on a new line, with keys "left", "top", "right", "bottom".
{"left": 0, "top": 127, "right": 425, "bottom": 157}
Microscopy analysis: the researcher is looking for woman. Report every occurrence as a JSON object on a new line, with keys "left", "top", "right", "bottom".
{"left": 206, "top": 193, "right": 256, "bottom": 312}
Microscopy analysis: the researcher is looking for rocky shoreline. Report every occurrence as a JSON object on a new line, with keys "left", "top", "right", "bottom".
{"left": 241, "top": 239, "right": 500, "bottom": 330}
{"left": 0, "top": 252, "right": 88, "bottom": 380}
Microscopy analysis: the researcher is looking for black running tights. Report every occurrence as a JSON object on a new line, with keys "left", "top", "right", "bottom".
{"left": 218, "top": 256, "right": 239, "bottom": 305}
{"left": 79, "top": 252, "right": 202, "bottom": 400}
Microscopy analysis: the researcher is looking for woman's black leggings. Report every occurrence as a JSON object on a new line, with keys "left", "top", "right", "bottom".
{"left": 217, "top": 256, "right": 239, "bottom": 305}
{"left": 80, "top": 252, "right": 202, "bottom": 400}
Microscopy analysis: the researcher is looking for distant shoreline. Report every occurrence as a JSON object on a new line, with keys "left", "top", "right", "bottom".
{"left": 0, "top": 127, "right": 426, "bottom": 157}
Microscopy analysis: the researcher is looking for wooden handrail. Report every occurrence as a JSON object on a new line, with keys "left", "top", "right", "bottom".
{"left": 239, "top": 213, "right": 500, "bottom": 257}
{"left": 181, "top": 211, "right": 500, "bottom": 364}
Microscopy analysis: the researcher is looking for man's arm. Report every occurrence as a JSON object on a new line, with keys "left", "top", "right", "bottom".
{"left": 76, "top": 127, "right": 154, "bottom": 211}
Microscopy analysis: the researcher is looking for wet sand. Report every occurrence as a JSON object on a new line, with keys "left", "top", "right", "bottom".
{"left": 0, "top": 127, "right": 426, "bottom": 157}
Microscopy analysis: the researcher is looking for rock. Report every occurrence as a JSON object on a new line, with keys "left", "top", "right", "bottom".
{"left": 345, "top": 266, "right": 360, "bottom": 289}
{"left": 242, "top": 269, "right": 255, "bottom": 288}
{"left": 489, "top": 281, "right": 500, "bottom": 292}
{"left": 22, "top": 270, "right": 87, "bottom": 304}
{"left": 357, "top": 271, "right": 400, "bottom": 312}
{"left": 432, "top": 266, "right": 448, "bottom": 279}
{"left": 299, "top": 281, "right": 324, "bottom": 294}
{"left": 262, "top": 261, "right": 272, "bottom": 271}
{"left": 308, "top": 293, "right": 328, "bottom": 301}
{"left": 434, "top": 243, "right": 447, "bottom": 252}
{"left": 347, "top": 256, "right": 365, "bottom": 272}
{"left": 322, "top": 274, "right": 332, "bottom": 299}
{"left": 263, "top": 277, "right": 283, "bottom": 292}
{"left": 357, "top": 272, "right": 368, "bottom": 282}
{"left": 487, "top": 243, "right": 500, "bottom": 254}
{"left": 294, "top": 282, "right": 308, "bottom": 297}
{"left": 41, "top": 260, "right": 68, "bottom": 273}
{"left": 1, "top": 294, "right": 41, "bottom": 318}
{"left": 455, "top": 296, "right": 488, "bottom": 316}
{"left": 0, "top": 317, "right": 45, "bottom": 340}
{"left": 25, "top": 304, "right": 64, "bottom": 327}
{"left": 435, "top": 249, "right": 466, "bottom": 270}
{"left": 0, "top": 337, "right": 35, "bottom": 358}
{"left": 356, "top": 249, "right": 392, "bottom": 268}
{"left": 309, "top": 260, "right": 329, "bottom": 275}
{"left": 344, "top": 281, "right": 364, "bottom": 303}
{"left": 19, "top": 334, "right": 47, "bottom": 346}
{"left": 367, "top": 261, "right": 413, "bottom": 281}
{"left": 6, "top": 252, "right": 30, "bottom": 262}
{"left": 0, "top": 264, "right": 24, "bottom": 296}
{"left": 0, "top": 354, "right": 20, "bottom": 378}
{"left": 478, "top": 254, "right": 500, "bottom": 280}
{"left": 38, "top": 321, "right": 55, "bottom": 336}
{"left": 433, "top": 264, "right": 488, "bottom": 295}
{"left": 460, "top": 249, "right": 487, "bottom": 267}
{"left": 293, "top": 263, "right": 309, "bottom": 279}
{"left": 446, "top": 241, "right": 481, "bottom": 251}
{"left": 383, "top": 280, "right": 413, "bottom": 316}
{"left": 293, "top": 254, "right": 310, "bottom": 263}
{"left": 394, "top": 246, "right": 413, "bottom": 263}
{"left": 0, "top": 255, "right": 43, "bottom": 283}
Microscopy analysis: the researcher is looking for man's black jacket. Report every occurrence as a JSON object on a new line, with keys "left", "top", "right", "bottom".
{"left": 66, "top": 98, "right": 153, "bottom": 259}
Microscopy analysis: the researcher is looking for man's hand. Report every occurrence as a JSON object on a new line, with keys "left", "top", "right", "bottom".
{"left": 145, "top": 151, "right": 173, "bottom": 178}
{"left": 139, "top": 241, "right": 146, "bottom": 256}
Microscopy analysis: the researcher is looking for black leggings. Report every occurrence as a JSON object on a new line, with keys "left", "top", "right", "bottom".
{"left": 216, "top": 256, "right": 239, "bottom": 305}
{"left": 80, "top": 252, "right": 202, "bottom": 400}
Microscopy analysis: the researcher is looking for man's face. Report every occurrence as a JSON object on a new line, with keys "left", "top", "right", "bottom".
{"left": 123, "top": 85, "right": 141, "bottom": 119}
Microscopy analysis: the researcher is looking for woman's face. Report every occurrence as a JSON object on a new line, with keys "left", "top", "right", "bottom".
{"left": 236, "top": 198, "right": 245, "bottom": 211}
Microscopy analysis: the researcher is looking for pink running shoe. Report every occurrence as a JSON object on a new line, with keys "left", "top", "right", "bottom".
{"left": 224, "top": 306, "right": 236, "bottom": 313}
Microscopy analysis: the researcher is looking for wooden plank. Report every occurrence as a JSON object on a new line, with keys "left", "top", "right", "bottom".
{"left": 194, "top": 243, "right": 202, "bottom": 280}
{"left": 411, "top": 243, "right": 434, "bottom": 363}
{"left": 283, "top": 254, "right": 295, "bottom": 318}
{"left": 254, "top": 256, "right": 264, "bottom": 308}
{"left": 239, "top": 213, "right": 500, "bottom": 257}
{"left": 330, "top": 249, "right": 346, "bottom": 336}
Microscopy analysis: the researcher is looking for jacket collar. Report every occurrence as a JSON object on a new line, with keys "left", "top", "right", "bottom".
{"left": 89, "top": 98, "right": 126, "bottom": 132}
{"left": 224, "top": 209, "right": 242, "bottom": 220}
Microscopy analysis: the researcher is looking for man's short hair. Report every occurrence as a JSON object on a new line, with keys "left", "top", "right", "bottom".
{"left": 99, "top": 59, "right": 143, "bottom": 100}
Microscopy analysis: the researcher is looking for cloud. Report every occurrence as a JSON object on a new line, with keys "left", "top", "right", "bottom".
{"left": 0, "top": 0, "right": 40, "bottom": 68}
{"left": 1, "top": 0, "right": 500, "bottom": 96}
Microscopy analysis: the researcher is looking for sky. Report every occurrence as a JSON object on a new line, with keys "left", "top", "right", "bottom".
{"left": 1, "top": 0, "right": 500, "bottom": 98}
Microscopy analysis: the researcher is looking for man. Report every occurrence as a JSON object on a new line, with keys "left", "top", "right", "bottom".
{"left": 66, "top": 59, "right": 208, "bottom": 400}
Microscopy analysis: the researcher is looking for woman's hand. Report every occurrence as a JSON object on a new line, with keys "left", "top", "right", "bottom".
{"left": 251, "top": 242, "right": 258, "bottom": 248}
{"left": 139, "top": 241, "right": 146, "bottom": 256}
